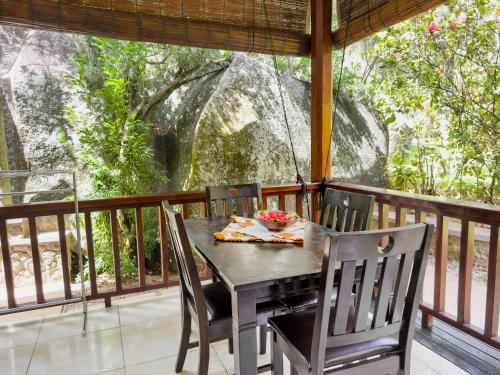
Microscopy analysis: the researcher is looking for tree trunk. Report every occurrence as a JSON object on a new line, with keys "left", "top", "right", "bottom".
{"left": 0, "top": 89, "right": 12, "bottom": 205}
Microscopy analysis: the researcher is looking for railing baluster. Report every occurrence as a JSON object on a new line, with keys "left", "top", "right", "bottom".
{"left": 182, "top": 204, "right": 189, "bottom": 219}
{"left": 458, "top": 220, "right": 475, "bottom": 325}
{"left": 395, "top": 207, "right": 407, "bottom": 227}
{"left": 84, "top": 212, "right": 98, "bottom": 296}
{"left": 415, "top": 208, "right": 426, "bottom": 223}
{"left": 311, "top": 190, "right": 320, "bottom": 223}
{"left": 28, "top": 216, "right": 45, "bottom": 304}
{"left": 295, "top": 192, "right": 303, "bottom": 217}
{"left": 135, "top": 207, "right": 146, "bottom": 288}
{"left": 159, "top": 205, "right": 169, "bottom": 284}
{"left": 485, "top": 225, "right": 499, "bottom": 338}
{"left": 377, "top": 202, "right": 389, "bottom": 230}
{"left": 0, "top": 219, "right": 16, "bottom": 308}
{"left": 110, "top": 210, "right": 122, "bottom": 292}
{"left": 434, "top": 215, "right": 449, "bottom": 314}
{"left": 278, "top": 194, "right": 286, "bottom": 211}
{"left": 57, "top": 214, "right": 72, "bottom": 299}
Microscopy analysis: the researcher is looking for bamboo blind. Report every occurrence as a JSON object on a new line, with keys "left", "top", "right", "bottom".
{"left": 0, "top": 0, "right": 447, "bottom": 55}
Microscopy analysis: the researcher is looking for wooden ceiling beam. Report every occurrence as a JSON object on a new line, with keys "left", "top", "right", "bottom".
{"left": 332, "top": 0, "right": 448, "bottom": 49}
{"left": 0, "top": 0, "right": 310, "bottom": 56}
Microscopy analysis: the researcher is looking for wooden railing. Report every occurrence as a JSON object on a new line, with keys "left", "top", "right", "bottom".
{"left": 327, "top": 181, "right": 500, "bottom": 349}
{"left": 0, "top": 181, "right": 498, "bottom": 349}
{"left": 0, "top": 184, "right": 318, "bottom": 311}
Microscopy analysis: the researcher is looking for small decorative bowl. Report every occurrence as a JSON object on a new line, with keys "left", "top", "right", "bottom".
{"left": 255, "top": 210, "right": 300, "bottom": 231}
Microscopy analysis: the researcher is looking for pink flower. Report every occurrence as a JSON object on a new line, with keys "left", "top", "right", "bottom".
{"left": 438, "top": 67, "right": 445, "bottom": 75}
{"left": 449, "top": 21, "right": 457, "bottom": 30}
{"left": 428, "top": 21, "right": 439, "bottom": 34}
{"left": 458, "top": 12, "right": 467, "bottom": 24}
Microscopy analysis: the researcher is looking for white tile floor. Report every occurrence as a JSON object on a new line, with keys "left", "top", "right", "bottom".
{"left": 0, "top": 291, "right": 471, "bottom": 375}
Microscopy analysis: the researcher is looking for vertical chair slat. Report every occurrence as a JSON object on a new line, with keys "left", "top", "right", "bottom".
{"left": 215, "top": 200, "right": 224, "bottom": 216}
{"left": 57, "top": 214, "right": 72, "bottom": 299}
{"left": 434, "top": 215, "right": 448, "bottom": 312}
{"left": 28, "top": 216, "right": 45, "bottom": 304}
{"left": 458, "top": 220, "right": 475, "bottom": 325}
{"left": 236, "top": 197, "right": 244, "bottom": 216}
{"left": 344, "top": 209, "right": 356, "bottom": 232}
{"left": 485, "top": 225, "right": 499, "bottom": 337}
{"left": 390, "top": 252, "right": 415, "bottom": 323}
{"left": 278, "top": 194, "right": 286, "bottom": 211}
{"left": 353, "top": 258, "right": 378, "bottom": 332}
{"left": 373, "top": 256, "right": 397, "bottom": 328}
{"left": 0, "top": 219, "right": 16, "bottom": 308}
{"left": 135, "top": 207, "right": 146, "bottom": 288}
{"left": 321, "top": 204, "right": 330, "bottom": 227}
{"left": 110, "top": 209, "right": 122, "bottom": 292}
{"left": 159, "top": 205, "right": 169, "bottom": 284}
{"left": 395, "top": 207, "right": 407, "bottom": 227}
{"left": 295, "top": 192, "right": 303, "bottom": 217}
{"left": 333, "top": 261, "right": 356, "bottom": 335}
{"left": 224, "top": 198, "right": 233, "bottom": 216}
{"left": 84, "top": 212, "right": 98, "bottom": 296}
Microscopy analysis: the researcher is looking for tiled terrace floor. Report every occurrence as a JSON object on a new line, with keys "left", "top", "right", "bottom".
{"left": 0, "top": 288, "right": 471, "bottom": 375}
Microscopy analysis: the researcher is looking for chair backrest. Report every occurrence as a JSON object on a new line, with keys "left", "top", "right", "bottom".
{"left": 310, "top": 223, "right": 433, "bottom": 373}
{"left": 320, "top": 188, "right": 375, "bottom": 231}
{"left": 205, "top": 183, "right": 262, "bottom": 217}
{"left": 163, "top": 203, "right": 208, "bottom": 323}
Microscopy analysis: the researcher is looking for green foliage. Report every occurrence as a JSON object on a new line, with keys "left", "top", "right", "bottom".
{"left": 68, "top": 37, "right": 229, "bottom": 278}
{"left": 364, "top": 0, "right": 499, "bottom": 203}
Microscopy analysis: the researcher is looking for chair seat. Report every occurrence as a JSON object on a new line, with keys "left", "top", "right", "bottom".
{"left": 203, "top": 282, "right": 285, "bottom": 324}
{"left": 281, "top": 288, "right": 339, "bottom": 311}
{"left": 269, "top": 310, "right": 399, "bottom": 367}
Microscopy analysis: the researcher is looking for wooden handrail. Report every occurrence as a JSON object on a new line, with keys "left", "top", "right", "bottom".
{"left": 327, "top": 181, "right": 500, "bottom": 225}
{"left": 0, "top": 183, "right": 321, "bottom": 220}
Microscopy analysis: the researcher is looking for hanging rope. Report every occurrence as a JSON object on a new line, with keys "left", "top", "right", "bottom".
{"left": 322, "top": 0, "right": 355, "bottom": 187}
{"left": 262, "top": 0, "right": 311, "bottom": 220}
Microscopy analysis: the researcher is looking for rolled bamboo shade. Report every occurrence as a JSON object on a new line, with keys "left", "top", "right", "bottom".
{"left": 332, "top": 0, "right": 448, "bottom": 48}
{"left": 0, "top": 0, "right": 448, "bottom": 55}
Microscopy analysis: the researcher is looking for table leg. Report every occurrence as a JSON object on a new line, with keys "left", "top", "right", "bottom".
{"left": 231, "top": 288, "right": 257, "bottom": 375}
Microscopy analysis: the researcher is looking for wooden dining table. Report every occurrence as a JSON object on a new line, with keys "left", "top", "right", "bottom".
{"left": 184, "top": 216, "right": 330, "bottom": 375}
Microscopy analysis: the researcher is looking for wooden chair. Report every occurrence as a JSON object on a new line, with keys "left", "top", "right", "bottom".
{"left": 164, "top": 205, "right": 285, "bottom": 374}
{"left": 205, "top": 183, "right": 262, "bottom": 217}
{"left": 281, "top": 188, "right": 375, "bottom": 312}
{"left": 320, "top": 188, "right": 375, "bottom": 231}
{"left": 205, "top": 183, "right": 270, "bottom": 353}
{"left": 270, "top": 223, "right": 433, "bottom": 375}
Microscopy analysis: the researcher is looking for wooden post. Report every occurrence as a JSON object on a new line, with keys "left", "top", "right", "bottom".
{"left": 310, "top": 0, "right": 333, "bottom": 182}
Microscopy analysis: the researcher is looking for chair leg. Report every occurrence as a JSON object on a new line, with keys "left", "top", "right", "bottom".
{"left": 198, "top": 332, "right": 210, "bottom": 375}
{"left": 271, "top": 331, "right": 283, "bottom": 375}
{"left": 259, "top": 325, "right": 267, "bottom": 354}
{"left": 228, "top": 338, "right": 234, "bottom": 354}
{"left": 290, "top": 365, "right": 299, "bottom": 375}
{"left": 175, "top": 305, "right": 191, "bottom": 373}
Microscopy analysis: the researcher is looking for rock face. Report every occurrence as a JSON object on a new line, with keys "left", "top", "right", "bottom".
{"left": 1, "top": 26, "right": 387, "bottom": 197}
{"left": 0, "top": 26, "right": 77, "bottom": 198}
{"left": 156, "top": 53, "right": 386, "bottom": 191}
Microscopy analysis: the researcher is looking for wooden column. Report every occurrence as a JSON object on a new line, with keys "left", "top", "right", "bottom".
{"left": 310, "top": 0, "right": 333, "bottom": 182}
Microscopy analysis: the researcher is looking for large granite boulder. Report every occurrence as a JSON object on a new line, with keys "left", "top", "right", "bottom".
{"left": 1, "top": 26, "right": 78, "bottom": 199}
{"left": 155, "top": 53, "right": 386, "bottom": 192}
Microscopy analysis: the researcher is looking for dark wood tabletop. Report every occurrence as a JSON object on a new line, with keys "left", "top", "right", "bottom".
{"left": 184, "top": 217, "right": 329, "bottom": 291}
